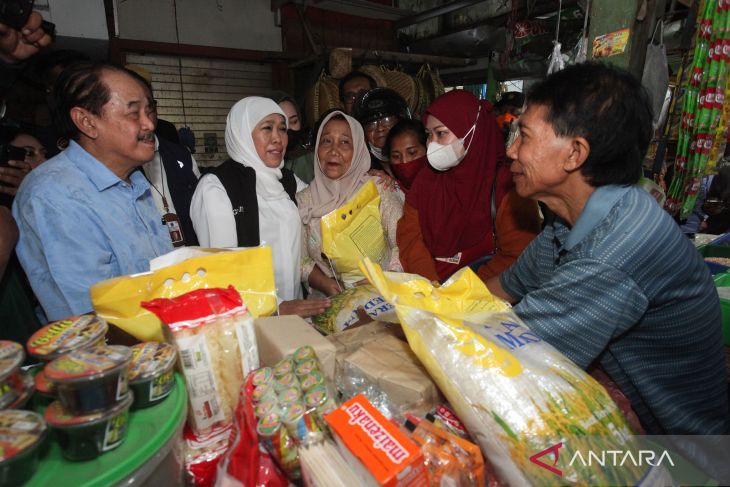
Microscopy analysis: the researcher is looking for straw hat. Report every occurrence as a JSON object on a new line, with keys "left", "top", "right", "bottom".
{"left": 305, "top": 71, "right": 343, "bottom": 125}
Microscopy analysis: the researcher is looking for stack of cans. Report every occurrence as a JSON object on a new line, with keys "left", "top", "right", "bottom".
{"left": 249, "top": 346, "right": 338, "bottom": 479}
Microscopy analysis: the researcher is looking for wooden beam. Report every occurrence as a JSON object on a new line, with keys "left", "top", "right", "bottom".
{"left": 112, "top": 39, "right": 300, "bottom": 64}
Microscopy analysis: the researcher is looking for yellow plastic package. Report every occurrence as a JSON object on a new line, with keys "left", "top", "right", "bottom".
{"left": 90, "top": 247, "right": 277, "bottom": 342}
{"left": 321, "top": 180, "right": 386, "bottom": 285}
{"left": 360, "top": 259, "right": 660, "bottom": 486}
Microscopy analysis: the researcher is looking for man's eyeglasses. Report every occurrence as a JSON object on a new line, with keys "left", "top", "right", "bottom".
{"left": 365, "top": 116, "right": 398, "bottom": 132}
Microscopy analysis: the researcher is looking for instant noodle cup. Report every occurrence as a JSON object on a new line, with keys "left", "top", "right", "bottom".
{"left": 277, "top": 387, "right": 301, "bottom": 406}
{"left": 294, "top": 359, "right": 318, "bottom": 379}
{"left": 252, "top": 383, "right": 276, "bottom": 404}
{"left": 0, "top": 342, "right": 25, "bottom": 409}
{"left": 32, "top": 367, "right": 55, "bottom": 408}
{"left": 0, "top": 410, "right": 47, "bottom": 486}
{"left": 44, "top": 392, "right": 133, "bottom": 461}
{"left": 273, "top": 373, "right": 299, "bottom": 393}
{"left": 26, "top": 314, "right": 107, "bottom": 362}
{"left": 6, "top": 370, "right": 34, "bottom": 410}
{"left": 273, "top": 358, "right": 294, "bottom": 379}
{"left": 128, "top": 342, "right": 176, "bottom": 409}
{"left": 293, "top": 345, "right": 316, "bottom": 364}
{"left": 44, "top": 345, "right": 131, "bottom": 415}
{"left": 304, "top": 385, "right": 337, "bottom": 416}
{"left": 282, "top": 401, "right": 322, "bottom": 444}
{"left": 299, "top": 370, "right": 324, "bottom": 392}
{"left": 251, "top": 367, "right": 274, "bottom": 388}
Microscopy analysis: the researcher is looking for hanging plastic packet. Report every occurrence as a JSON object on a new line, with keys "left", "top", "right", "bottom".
{"left": 142, "top": 286, "right": 259, "bottom": 439}
{"left": 320, "top": 180, "right": 387, "bottom": 286}
{"left": 642, "top": 20, "right": 670, "bottom": 130}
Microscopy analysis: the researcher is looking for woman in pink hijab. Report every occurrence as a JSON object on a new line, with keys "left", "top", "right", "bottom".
{"left": 297, "top": 111, "right": 403, "bottom": 295}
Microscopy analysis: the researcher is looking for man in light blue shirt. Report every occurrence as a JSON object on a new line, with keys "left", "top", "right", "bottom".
{"left": 486, "top": 62, "right": 729, "bottom": 438}
{"left": 13, "top": 62, "right": 173, "bottom": 320}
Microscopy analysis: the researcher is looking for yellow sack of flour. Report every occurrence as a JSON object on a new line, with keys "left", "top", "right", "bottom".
{"left": 321, "top": 180, "right": 386, "bottom": 285}
{"left": 90, "top": 247, "right": 277, "bottom": 342}
{"left": 359, "top": 258, "right": 658, "bottom": 486}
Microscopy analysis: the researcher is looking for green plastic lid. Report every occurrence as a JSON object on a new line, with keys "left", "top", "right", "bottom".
{"left": 273, "top": 359, "right": 293, "bottom": 378}
{"left": 294, "top": 359, "right": 317, "bottom": 377}
{"left": 300, "top": 370, "right": 324, "bottom": 392}
{"left": 26, "top": 315, "right": 107, "bottom": 361}
{"left": 304, "top": 386, "right": 327, "bottom": 409}
{"left": 0, "top": 341, "right": 24, "bottom": 381}
{"left": 251, "top": 367, "right": 273, "bottom": 387}
{"left": 128, "top": 342, "right": 176, "bottom": 383}
{"left": 277, "top": 387, "right": 300, "bottom": 405}
{"left": 256, "top": 412, "right": 281, "bottom": 436}
{"left": 26, "top": 374, "right": 187, "bottom": 487}
{"left": 45, "top": 345, "right": 131, "bottom": 384}
{"left": 283, "top": 402, "right": 305, "bottom": 423}
{"left": 293, "top": 346, "right": 316, "bottom": 364}
{"left": 254, "top": 399, "right": 277, "bottom": 419}
{"left": 275, "top": 373, "right": 298, "bottom": 390}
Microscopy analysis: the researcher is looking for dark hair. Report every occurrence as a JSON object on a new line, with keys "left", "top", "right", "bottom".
{"left": 51, "top": 62, "right": 128, "bottom": 141}
{"left": 33, "top": 49, "right": 90, "bottom": 84}
{"left": 124, "top": 67, "right": 154, "bottom": 95}
{"left": 384, "top": 118, "right": 427, "bottom": 157}
{"left": 276, "top": 95, "right": 302, "bottom": 122}
{"left": 338, "top": 71, "right": 377, "bottom": 102}
{"left": 526, "top": 62, "right": 652, "bottom": 187}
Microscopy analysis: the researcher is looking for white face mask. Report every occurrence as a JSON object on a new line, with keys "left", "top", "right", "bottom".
{"left": 369, "top": 143, "right": 389, "bottom": 162}
{"left": 426, "top": 106, "right": 480, "bottom": 172}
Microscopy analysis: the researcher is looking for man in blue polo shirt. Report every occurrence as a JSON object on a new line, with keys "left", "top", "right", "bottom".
{"left": 13, "top": 62, "right": 173, "bottom": 320}
{"left": 486, "top": 62, "right": 729, "bottom": 436}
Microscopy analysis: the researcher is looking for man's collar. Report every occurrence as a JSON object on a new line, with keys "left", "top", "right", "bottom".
{"left": 562, "top": 185, "right": 631, "bottom": 251}
{"left": 66, "top": 140, "right": 149, "bottom": 193}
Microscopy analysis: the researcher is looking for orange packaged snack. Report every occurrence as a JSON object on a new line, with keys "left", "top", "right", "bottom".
{"left": 405, "top": 417, "right": 485, "bottom": 487}
{"left": 325, "top": 394, "right": 428, "bottom": 487}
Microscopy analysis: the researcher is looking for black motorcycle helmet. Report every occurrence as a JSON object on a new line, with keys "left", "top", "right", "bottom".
{"left": 352, "top": 88, "right": 411, "bottom": 125}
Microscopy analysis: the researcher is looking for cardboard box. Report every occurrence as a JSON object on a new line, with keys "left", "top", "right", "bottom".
{"left": 254, "top": 316, "right": 336, "bottom": 381}
{"left": 325, "top": 395, "right": 429, "bottom": 487}
{"left": 343, "top": 334, "right": 439, "bottom": 414}
{"left": 326, "top": 321, "right": 396, "bottom": 373}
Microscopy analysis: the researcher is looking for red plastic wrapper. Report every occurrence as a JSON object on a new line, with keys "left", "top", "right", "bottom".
{"left": 215, "top": 373, "right": 289, "bottom": 487}
{"left": 183, "top": 423, "right": 230, "bottom": 487}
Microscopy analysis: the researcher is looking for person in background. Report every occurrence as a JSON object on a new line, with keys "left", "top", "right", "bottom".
{"left": 278, "top": 95, "right": 314, "bottom": 183}
{"left": 384, "top": 118, "right": 428, "bottom": 193}
{"left": 493, "top": 91, "right": 525, "bottom": 143}
{"left": 190, "top": 97, "right": 329, "bottom": 317}
{"left": 125, "top": 67, "right": 200, "bottom": 247}
{"left": 13, "top": 62, "right": 174, "bottom": 320}
{"left": 397, "top": 90, "right": 540, "bottom": 283}
{"left": 10, "top": 131, "right": 47, "bottom": 170}
{"left": 0, "top": 129, "right": 48, "bottom": 204}
{"left": 485, "top": 62, "right": 728, "bottom": 437}
{"left": 298, "top": 110, "right": 403, "bottom": 296}
{"left": 0, "top": 9, "right": 53, "bottom": 96}
{"left": 353, "top": 88, "right": 411, "bottom": 172}
{"left": 31, "top": 50, "right": 90, "bottom": 156}
{"left": 338, "top": 70, "right": 377, "bottom": 115}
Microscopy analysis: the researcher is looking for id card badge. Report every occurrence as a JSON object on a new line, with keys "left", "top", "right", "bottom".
{"left": 162, "top": 213, "right": 185, "bottom": 247}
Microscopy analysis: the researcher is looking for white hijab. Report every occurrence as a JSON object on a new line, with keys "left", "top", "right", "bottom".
{"left": 224, "top": 96, "right": 302, "bottom": 302}
{"left": 225, "top": 97, "right": 289, "bottom": 200}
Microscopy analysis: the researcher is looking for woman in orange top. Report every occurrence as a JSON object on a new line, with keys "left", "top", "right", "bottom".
{"left": 397, "top": 90, "right": 540, "bottom": 282}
